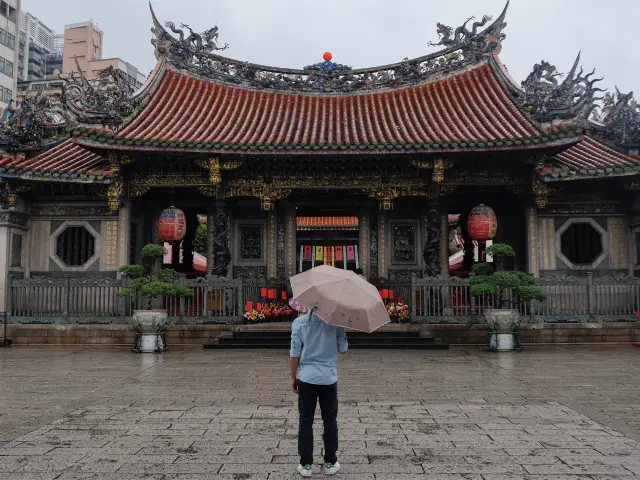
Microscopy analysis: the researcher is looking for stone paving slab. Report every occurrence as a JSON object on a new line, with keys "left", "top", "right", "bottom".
{"left": 1, "top": 346, "right": 640, "bottom": 479}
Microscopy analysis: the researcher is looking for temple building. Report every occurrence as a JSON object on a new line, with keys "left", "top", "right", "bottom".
{"left": 1, "top": 2, "right": 640, "bottom": 342}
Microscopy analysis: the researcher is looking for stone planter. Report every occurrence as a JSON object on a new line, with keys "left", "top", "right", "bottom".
{"left": 484, "top": 309, "right": 520, "bottom": 352}
{"left": 131, "top": 309, "right": 169, "bottom": 353}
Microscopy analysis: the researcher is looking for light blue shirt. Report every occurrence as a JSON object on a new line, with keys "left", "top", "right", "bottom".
{"left": 290, "top": 313, "right": 348, "bottom": 385}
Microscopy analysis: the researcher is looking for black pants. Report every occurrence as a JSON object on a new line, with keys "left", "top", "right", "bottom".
{"left": 297, "top": 380, "right": 338, "bottom": 466}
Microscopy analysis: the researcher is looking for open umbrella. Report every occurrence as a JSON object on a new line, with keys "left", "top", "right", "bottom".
{"left": 289, "top": 265, "right": 389, "bottom": 333}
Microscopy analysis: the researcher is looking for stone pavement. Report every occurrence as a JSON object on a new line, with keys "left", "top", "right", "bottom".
{"left": 1, "top": 345, "right": 640, "bottom": 479}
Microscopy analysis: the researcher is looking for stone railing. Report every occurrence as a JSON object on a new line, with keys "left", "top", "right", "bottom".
{"left": 6, "top": 273, "right": 640, "bottom": 325}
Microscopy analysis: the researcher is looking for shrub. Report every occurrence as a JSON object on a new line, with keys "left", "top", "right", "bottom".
{"left": 469, "top": 243, "right": 546, "bottom": 309}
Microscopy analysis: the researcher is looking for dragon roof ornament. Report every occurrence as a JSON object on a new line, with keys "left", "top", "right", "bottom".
{"left": 520, "top": 52, "right": 605, "bottom": 124}
{"left": 60, "top": 58, "right": 141, "bottom": 129}
{"left": 148, "top": 1, "right": 509, "bottom": 95}
{"left": 594, "top": 88, "right": 640, "bottom": 147}
{"left": 0, "top": 90, "right": 67, "bottom": 150}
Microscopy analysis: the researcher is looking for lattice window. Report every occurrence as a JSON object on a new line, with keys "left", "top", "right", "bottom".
{"left": 560, "top": 222, "right": 602, "bottom": 265}
{"left": 392, "top": 223, "right": 416, "bottom": 264}
{"left": 239, "top": 225, "right": 263, "bottom": 260}
{"left": 55, "top": 226, "right": 96, "bottom": 266}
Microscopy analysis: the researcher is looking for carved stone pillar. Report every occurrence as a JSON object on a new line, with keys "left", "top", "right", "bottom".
{"left": 206, "top": 204, "right": 215, "bottom": 275}
{"left": 423, "top": 200, "right": 443, "bottom": 277}
{"left": 211, "top": 200, "right": 230, "bottom": 277}
{"left": 117, "top": 199, "right": 131, "bottom": 269}
{"left": 525, "top": 203, "right": 539, "bottom": 277}
{"left": 378, "top": 207, "right": 388, "bottom": 279}
{"left": 359, "top": 207, "right": 370, "bottom": 278}
{"left": 284, "top": 202, "right": 297, "bottom": 278}
{"left": 267, "top": 209, "right": 277, "bottom": 279}
{"left": 439, "top": 202, "right": 449, "bottom": 277}
{"left": 460, "top": 212, "right": 474, "bottom": 271}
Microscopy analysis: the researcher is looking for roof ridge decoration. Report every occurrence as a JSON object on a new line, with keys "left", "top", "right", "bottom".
{"left": 0, "top": 90, "right": 67, "bottom": 150}
{"left": 61, "top": 58, "right": 142, "bottom": 129}
{"left": 519, "top": 52, "right": 605, "bottom": 124}
{"left": 148, "top": 1, "right": 509, "bottom": 94}
{"left": 593, "top": 88, "right": 640, "bottom": 147}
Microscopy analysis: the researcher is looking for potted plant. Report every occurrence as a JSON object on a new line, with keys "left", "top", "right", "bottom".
{"left": 117, "top": 244, "right": 194, "bottom": 353}
{"left": 386, "top": 301, "right": 410, "bottom": 324}
{"left": 469, "top": 243, "right": 546, "bottom": 352}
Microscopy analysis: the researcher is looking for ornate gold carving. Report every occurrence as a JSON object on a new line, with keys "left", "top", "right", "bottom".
{"left": 15, "top": 184, "right": 31, "bottom": 193}
{"left": 607, "top": 218, "right": 628, "bottom": 269}
{"left": 130, "top": 173, "right": 207, "bottom": 187}
{"left": 197, "top": 186, "right": 219, "bottom": 197}
{"left": 6, "top": 192, "right": 17, "bottom": 206}
{"left": 225, "top": 186, "right": 292, "bottom": 211}
{"left": 102, "top": 220, "right": 118, "bottom": 271}
{"left": 129, "top": 184, "right": 151, "bottom": 198}
{"left": 366, "top": 185, "right": 431, "bottom": 209}
{"left": 220, "top": 159, "right": 245, "bottom": 170}
{"left": 447, "top": 169, "right": 524, "bottom": 186}
{"left": 624, "top": 181, "right": 640, "bottom": 191}
{"left": 227, "top": 172, "right": 426, "bottom": 189}
{"left": 411, "top": 159, "right": 433, "bottom": 169}
{"left": 107, "top": 182, "right": 123, "bottom": 211}
{"left": 533, "top": 182, "right": 549, "bottom": 209}
{"left": 433, "top": 158, "right": 445, "bottom": 184}
{"left": 107, "top": 152, "right": 135, "bottom": 176}
{"left": 197, "top": 158, "right": 222, "bottom": 185}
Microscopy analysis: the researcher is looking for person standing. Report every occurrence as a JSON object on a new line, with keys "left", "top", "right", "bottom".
{"left": 290, "top": 311, "right": 348, "bottom": 477}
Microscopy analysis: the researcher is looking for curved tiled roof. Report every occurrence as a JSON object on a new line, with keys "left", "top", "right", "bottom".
{"left": 539, "top": 136, "right": 640, "bottom": 181}
{"left": 73, "top": 61, "right": 580, "bottom": 156}
{"left": 0, "top": 140, "right": 114, "bottom": 183}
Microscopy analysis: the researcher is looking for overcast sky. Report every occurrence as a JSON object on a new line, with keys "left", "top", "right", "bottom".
{"left": 23, "top": 0, "right": 639, "bottom": 94}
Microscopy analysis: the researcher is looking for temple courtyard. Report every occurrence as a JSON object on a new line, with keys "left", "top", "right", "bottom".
{"left": 0, "top": 346, "right": 639, "bottom": 479}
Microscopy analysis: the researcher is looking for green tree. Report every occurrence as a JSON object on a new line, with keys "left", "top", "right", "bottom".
{"left": 117, "top": 243, "right": 194, "bottom": 309}
{"left": 469, "top": 243, "right": 546, "bottom": 309}
{"left": 193, "top": 221, "right": 207, "bottom": 256}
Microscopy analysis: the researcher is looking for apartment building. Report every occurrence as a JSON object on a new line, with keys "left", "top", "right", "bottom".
{"left": 0, "top": 0, "right": 19, "bottom": 109}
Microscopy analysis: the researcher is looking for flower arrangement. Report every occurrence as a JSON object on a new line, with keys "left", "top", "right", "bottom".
{"left": 243, "top": 309, "right": 266, "bottom": 323}
{"left": 386, "top": 301, "right": 410, "bottom": 323}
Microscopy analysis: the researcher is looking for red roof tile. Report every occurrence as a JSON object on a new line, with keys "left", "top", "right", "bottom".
{"left": 0, "top": 140, "right": 114, "bottom": 182}
{"left": 110, "top": 62, "right": 540, "bottom": 149}
{"left": 538, "top": 136, "right": 640, "bottom": 181}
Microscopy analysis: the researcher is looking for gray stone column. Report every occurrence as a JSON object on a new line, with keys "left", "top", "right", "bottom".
{"left": 267, "top": 208, "right": 277, "bottom": 279}
{"left": 117, "top": 199, "right": 131, "bottom": 269}
{"left": 424, "top": 200, "right": 443, "bottom": 277}
{"left": 0, "top": 211, "right": 29, "bottom": 325}
{"left": 283, "top": 202, "right": 297, "bottom": 278}
{"left": 525, "top": 203, "right": 539, "bottom": 277}
{"left": 211, "top": 200, "right": 230, "bottom": 277}
{"left": 439, "top": 201, "right": 449, "bottom": 277}
{"left": 359, "top": 206, "right": 370, "bottom": 278}
{"left": 378, "top": 208, "right": 388, "bottom": 279}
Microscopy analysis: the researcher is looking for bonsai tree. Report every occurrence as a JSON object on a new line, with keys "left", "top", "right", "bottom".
{"left": 469, "top": 243, "right": 546, "bottom": 310}
{"left": 117, "top": 243, "right": 194, "bottom": 310}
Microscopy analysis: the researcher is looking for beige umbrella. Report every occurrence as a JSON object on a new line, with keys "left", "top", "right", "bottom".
{"left": 289, "top": 265, "right": 390, "bottom": 333}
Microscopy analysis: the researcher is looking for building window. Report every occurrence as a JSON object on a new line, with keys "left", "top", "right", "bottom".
{"left": 391, "top": 223, "right": 417, "bottom": 264}
{"left": 3, "top": 87, "right": 11, "bottom": 103}
{"left": 0, "top": 29, "right": 14, "bottom": 50}
{"left": 560, "top": 222, "right": 603, "bottom": 265}
{"left": 5, "top": 59, "right": 12, "bottom": 76}
{"left": 239, "top": 225, "right": 263, "bottom": 260}
{"left": 55, "top": 226, "right": 96, "bottom": 266}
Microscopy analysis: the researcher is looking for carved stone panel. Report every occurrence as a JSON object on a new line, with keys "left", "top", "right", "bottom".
{"left": 10, "top": 233, "right": 23, "bottom": 267}
{"left": 538, "top": 217, "right": 557, "bottom": 271}
{"left": 101, "top": 220, "right": 118, "bottom": 271}
{"left": 423, "top": 205, "right": 442, "bottom": 277}
{"left": 391, "top": 222, "right": 417, "bottom": 265}
{"left": 28, "top": 221, "right": 50, "bottom": 272}
{"left": 607, "top": 217, "right": 629, "bottom": 269}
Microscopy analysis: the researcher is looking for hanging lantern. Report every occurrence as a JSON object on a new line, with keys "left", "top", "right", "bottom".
{"left": 467, "top": 204, "right": 497, "bottom": 240}
{"left": 158, "top": 207, "right": 186, "bottom": 243}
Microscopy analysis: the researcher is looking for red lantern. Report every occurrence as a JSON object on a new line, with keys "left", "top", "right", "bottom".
{"left": 323, "top": 51, "right": 333, "bottom": 62}
{"left": 467, "top": 204, "right": 497, "bottom": 241}
{"left": 157, "top": 207, "right": 186, "bottom": 243}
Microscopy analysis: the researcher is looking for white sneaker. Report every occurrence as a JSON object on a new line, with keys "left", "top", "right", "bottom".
{"left": 325, "top": 461, "right": 341, "bottom": 475}
{"left": 297, "top": 464, "right": 312, "bottom": 477}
